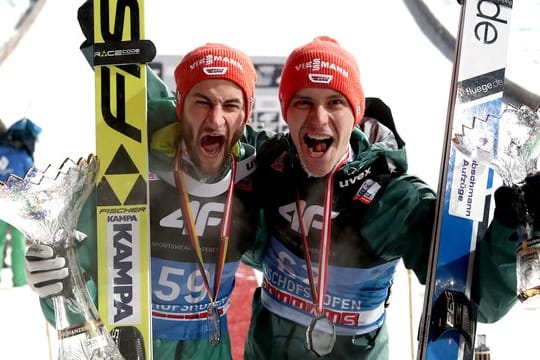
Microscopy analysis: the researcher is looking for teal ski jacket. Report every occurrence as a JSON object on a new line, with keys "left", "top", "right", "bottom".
{"left": 242, "top": 128, "right": 518, "bottom": 360}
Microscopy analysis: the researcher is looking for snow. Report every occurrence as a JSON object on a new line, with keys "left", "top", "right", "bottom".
{"left": 0, "top": 0, "right": 538, "bottom": 359}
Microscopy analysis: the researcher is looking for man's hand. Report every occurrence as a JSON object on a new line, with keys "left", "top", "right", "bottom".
{"left": 25, "top": 244, "right": 69, "bottom": 298}
{"left": 494, "top": 172, "right": 540, "bottom": 229}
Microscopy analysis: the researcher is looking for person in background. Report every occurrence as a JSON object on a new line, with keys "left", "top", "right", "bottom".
{"left": 0, "top": 118, "right": 6, "bottom": 269}
{"left": 243, "top": 36, "right": 529, "bottom": 360}
{"left": 0, "top": 117, "right": 41, "bottom": 287}
{"left": 24, "top": 41, "right": 271, "bottom": 359}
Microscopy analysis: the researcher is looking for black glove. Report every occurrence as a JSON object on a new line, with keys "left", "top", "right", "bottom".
{"left": 522, "top": 172, "right": 540, "bottom": 228}
{"left": 494, "top": 172, "right": 540, "bottom": 229}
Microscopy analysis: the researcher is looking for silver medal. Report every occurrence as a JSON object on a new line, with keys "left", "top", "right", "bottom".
{"left": 305, "top": 315, "right": 336, "bottom": 357}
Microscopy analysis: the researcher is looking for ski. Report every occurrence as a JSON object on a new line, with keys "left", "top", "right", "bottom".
{"left": 417, "top": 1, "right": 513, "bottom": 360}
{"left": 93, "top": 1, "right": 154, "bottom": 359}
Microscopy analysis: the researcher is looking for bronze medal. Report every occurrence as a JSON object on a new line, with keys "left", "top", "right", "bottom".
{"left": 174, "top": 148, "right": 236, "bottom": 346}
{"left": 206, "top": 304, "right": 221, "bottom": 346}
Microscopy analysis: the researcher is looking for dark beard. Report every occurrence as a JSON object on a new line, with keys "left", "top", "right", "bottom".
{"left": 179, "top": 121, "right": 244, "bottom": 181}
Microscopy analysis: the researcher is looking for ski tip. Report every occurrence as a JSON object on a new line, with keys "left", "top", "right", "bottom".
{"left": 110, "top": 325, "right": 147, "bottom": 360}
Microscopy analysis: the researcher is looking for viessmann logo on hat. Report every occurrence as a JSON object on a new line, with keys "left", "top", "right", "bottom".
{"left": 308, "top": 74, "right": 333, "bottom": 84}
{"left": 189, "top": 54, "right": 245, "bottom": 72}
{"left": 295, "top": 57, "right": 349, "bottom": 85}
{"left": 294, "top": 58, "right": 349, "bottom": 77}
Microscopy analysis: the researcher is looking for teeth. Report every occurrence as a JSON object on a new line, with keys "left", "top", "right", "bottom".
{"left": 307, "top": 134, "right": 331, "bottom": 140}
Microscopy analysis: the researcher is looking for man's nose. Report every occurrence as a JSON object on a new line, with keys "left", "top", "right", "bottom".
{"left": 308, "top": 104, "right": 330, "bottom": 125}
{"left": 207, "top": 105, "right": 226, "bottom": 126}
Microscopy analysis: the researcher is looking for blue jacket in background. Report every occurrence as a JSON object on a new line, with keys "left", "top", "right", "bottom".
{"left": 0, "top": 144, "right": 34, "bottom": 181}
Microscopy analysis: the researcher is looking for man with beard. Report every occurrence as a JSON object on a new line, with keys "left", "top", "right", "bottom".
{"left": 243, "top": 36, "right": 528, "bottom": 360}
{"left": 24, "top": 43, "right": 270, "bottom": 360}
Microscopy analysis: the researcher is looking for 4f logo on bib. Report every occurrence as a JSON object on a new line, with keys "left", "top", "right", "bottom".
{"left": 279, "top": 200, "right": 338, "bottom": 233}
{"left": 160, "top": 201, "right": 225, "bottom": 236}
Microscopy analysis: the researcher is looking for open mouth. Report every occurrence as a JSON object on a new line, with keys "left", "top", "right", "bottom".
{"left": 200, "top": 134, "right": 225, "bottom": 157}
{"left": 303, "top": 134, "right": 334, "bottom": 156}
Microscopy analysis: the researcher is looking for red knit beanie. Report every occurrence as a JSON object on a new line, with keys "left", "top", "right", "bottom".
{"left": 174, "top": 43, "right": 256, "bottom": 122}
{"left": 279, "top": 36, "right": 365, "bottom": 125}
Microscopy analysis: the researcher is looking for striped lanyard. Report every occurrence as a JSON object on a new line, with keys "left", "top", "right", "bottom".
{"left": 173, "top": 146, "right": 236, "bottom": 306}
{"left": 295, "top": 150, "right": 349, "bottom": 316}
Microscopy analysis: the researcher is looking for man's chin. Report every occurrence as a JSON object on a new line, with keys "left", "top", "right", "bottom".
{"left": 299, "top": 153, "right": 335, "bottom": 177}
{"left": 196, "top": 143, "right": 235, "bottom": 177}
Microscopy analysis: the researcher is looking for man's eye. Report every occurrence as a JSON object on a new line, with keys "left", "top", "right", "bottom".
{"left": 329, "top": 98, "right": 345, "bottom": 106}
{"left": 293, "top": 99, "right": 311, "bottom": 108}
{"left": 195, "top": 100, "right": 211, "bottom": 107}
{"left": 223, "top": 103, "right": 241, "bottom": 111}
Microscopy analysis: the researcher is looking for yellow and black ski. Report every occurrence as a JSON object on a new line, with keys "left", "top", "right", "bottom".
{"left": 93, "top": 1, "right": 155, "bottom": 358}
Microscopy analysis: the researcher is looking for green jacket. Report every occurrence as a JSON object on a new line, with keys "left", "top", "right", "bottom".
{"left": 38, "top": 65, "right": 272, "bottom": 360}
{"left": 243, "top": 129, "right": 517, "bottom": 360}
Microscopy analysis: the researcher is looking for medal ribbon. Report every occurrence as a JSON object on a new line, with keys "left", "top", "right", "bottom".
{"left": 296, "top": 150, "right": 350, "bottom": 315}
{"left": 173, "top": 145, "right": 236, "bottom": 305}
